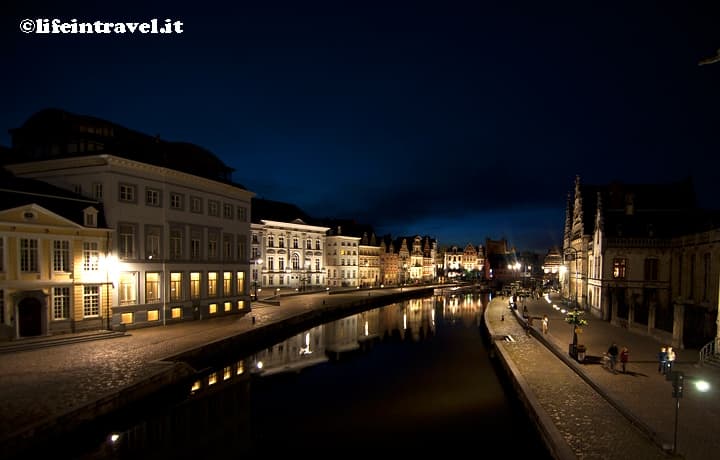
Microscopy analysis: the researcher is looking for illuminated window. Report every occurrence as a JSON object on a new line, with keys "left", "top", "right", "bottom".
{"left": 224, "top": 301, "right": 232, "bottom": 312}
{"left": 223, "top": 272, "right": 232, "bottom": 295}
{"left": 236, "top": 271, "right": 245, "bottom": 294}
{"left": 147, "top": 309, "right": 159, "bottom": 321}
{"left": 121, "top": 312, "right": 133, "bottom": 324}
{"left": 145, "top": 272, "right": 160, "bottom": 303}
{"left": 208, "top": 372, "right": 218, "bottom": 386}
{"left": 171, "top": 307, "right": 182, "bottom": 319}
{"left": 209, "top": 303, "right": 217, "bottom": 314}
{"left": 52, "top": 287, "right": 70, "bottom": 320}
{"left": 83, "top": 242, "right": 99, "bottom": 271}
{"left": 190, "top": 272, "right": 201, "bottom": 298}
{"left": 119, "top": 272, "right": 138, "bottom": 305}
{"left": 236, "top": 360, "right": 244, "bottom": 375}
{"left": 83, "top": 285, "right": 100, "bottom": 317}
{"left": 191, "top": 380, "right": 201, "bottom": 392}
{"left": 208, "top": 272, "right": 217, "bottom": 297}
{"left": 224, "top": 366, "right": 232, "bottom": 380}
{"left": 237, "top": 300, "right": 245, "bottom": 310}
{"left": 612, "top": 259, "right": 626, "bottom": 279}
{"left": 170, "top": 272, "right": 183, "bottom": 300}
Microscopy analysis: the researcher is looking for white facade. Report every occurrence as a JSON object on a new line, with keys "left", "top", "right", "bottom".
{"left": 6, "top": 155, "right": 254, "bottom": 329}
{"left": 325, "top": 235, "right": 360, "bottom": 288}
{"left": 251, "top": 219, "right": 329, "bottom": 293}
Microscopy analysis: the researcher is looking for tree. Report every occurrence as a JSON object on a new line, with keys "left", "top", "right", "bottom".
{"left": 565, "top": 309, "right": 589, "bottom": 354}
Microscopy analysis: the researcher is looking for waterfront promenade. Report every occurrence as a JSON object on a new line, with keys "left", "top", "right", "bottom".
{"left": 1, "top": 286, "right": 719, "bottom": 459}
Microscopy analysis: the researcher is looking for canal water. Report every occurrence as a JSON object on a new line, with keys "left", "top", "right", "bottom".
{"left": 77, "top": 293, "right": 553, "bottom": 458}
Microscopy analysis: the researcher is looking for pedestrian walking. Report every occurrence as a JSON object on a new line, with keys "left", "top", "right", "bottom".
{"left": 620, "top": 346, "right": 629, "bottom": 373}
{"left": 658, "top": 347, "right": 667, "bottom": 374}
{"left": 542, "top": 315, "right": 549, "bottom": 335}
{"left": 666, "top": 346, "right": 676, "bottom": 374}
{"left": 607, "top": 342, "right": 619, "bottom": 373}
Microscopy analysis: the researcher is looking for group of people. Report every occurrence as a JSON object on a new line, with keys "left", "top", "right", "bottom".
{"left": 658, "top": 346, "right": 677, "bottom": 375}
{"left": 606, "top": 343, "right": 630, "bottom": 373}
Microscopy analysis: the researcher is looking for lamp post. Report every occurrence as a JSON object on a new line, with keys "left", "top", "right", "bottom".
{"left": 252, "top": 258, "right": 262, "bottom": 300}
{"left": 668, "top": 373, "right": 711, "bottom": 455}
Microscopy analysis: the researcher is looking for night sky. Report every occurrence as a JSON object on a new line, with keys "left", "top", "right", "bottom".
{"left": 4, "top": 1, "right": 720, "bottom": 253}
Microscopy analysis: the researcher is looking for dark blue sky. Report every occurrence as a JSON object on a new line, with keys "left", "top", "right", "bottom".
{"left": 4, "top": 1, "right": 720, "bottom": 253}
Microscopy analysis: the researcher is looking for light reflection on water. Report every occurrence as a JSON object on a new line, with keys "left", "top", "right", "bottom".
{"left": 84, "top": 293, "right": 552, "bottom": 459}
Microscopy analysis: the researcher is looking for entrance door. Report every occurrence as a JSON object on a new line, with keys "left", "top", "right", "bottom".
{"left": 18, "top": 297, "right": 42, "bottom": 337}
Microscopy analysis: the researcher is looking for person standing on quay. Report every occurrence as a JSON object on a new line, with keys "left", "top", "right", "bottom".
{"left": 607, "top": 343, "right": 619, "bottom": 373}
{"left": 620, "top": 346, "right": 629, "bottom": 373}
{"left": 666, "top": 346, "right": 676, "bottom": 374}
{"left": 658, "top": 347, "right": 667, "bottom": 374}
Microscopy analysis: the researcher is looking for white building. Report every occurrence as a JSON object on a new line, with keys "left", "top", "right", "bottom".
{"left": 5, "top": 109, "right": 254, "bottom": 329}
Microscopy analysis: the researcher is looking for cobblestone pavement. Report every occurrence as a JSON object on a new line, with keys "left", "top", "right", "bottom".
{"left": 487, "top": 293, "right": 720, "bottom": 460}
{"left": 1, "top": 287, "right": 719, "bottom": 459}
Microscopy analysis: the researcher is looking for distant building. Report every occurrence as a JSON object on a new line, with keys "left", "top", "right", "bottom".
{"left": 441, "top": 244, "right": 485, "bottom": 280}
{"left": 250, "top": 197, "right": 329, "bottom": 293}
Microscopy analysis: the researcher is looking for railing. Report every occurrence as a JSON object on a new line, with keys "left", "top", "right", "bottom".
{"left": 699, "top": 337, "right": 719, "bottom": 365}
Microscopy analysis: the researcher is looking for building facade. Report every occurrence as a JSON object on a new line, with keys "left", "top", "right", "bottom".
{"left": 5, "top": 109, "right": 254, "bottom": 330}
{"left": 0, "top": 172, "right": 113, "bottom": 339}
{"left": 564, "top": 175, "right": 720, "bottom": 350}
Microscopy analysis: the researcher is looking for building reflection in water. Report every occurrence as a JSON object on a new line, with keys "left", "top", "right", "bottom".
{"left": 91, "top": 294, "right": 491, "bottom": 459}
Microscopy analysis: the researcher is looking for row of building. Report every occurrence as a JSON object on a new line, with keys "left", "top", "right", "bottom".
{"left": 2, "top": 108, "right": 718, "bottom": 355}
{"left": 0, "top": 108, "right": 519, "bottom": 340}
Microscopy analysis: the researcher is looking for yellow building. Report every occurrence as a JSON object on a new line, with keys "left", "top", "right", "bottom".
{"left": 0, "top": 172, "right": 112, "bottom": 339}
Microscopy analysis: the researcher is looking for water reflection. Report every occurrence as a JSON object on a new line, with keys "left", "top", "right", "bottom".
{"left": 82, "top": 293, "right": 551, "bottom": 459}
{"left": 187, "top": 294, "right": 485, "bottom": 395}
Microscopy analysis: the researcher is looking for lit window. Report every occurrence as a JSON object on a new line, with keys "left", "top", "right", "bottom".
{"left": 171, "top": 307, "right": 182, "bottom": 319}
{"left": 147, "top": 309, "right": 159, "bottom": 321}
{"left": 209, "top": 303, "right": 217, "bottom": 314}
{"left": 121, "top": 312, "right": 133, "bottom": 324}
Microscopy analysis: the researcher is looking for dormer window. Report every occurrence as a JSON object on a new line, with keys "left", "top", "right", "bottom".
{"left": 84, "top": 206, "right": 98, "bottom": 228}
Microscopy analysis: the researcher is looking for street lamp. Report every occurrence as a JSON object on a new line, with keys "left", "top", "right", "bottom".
{"left": 252, "top": 258, "right": 262, "bottom": 300}
{"left": 669, "top": 372, "right": 711, "bottom": 455}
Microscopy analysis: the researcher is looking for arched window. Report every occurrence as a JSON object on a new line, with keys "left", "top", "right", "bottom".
{"left": 267, "top": 235, "right": 274, "bottom": 247}
{"left": 292, "top": 253, "right": 300, "bottom": 270}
